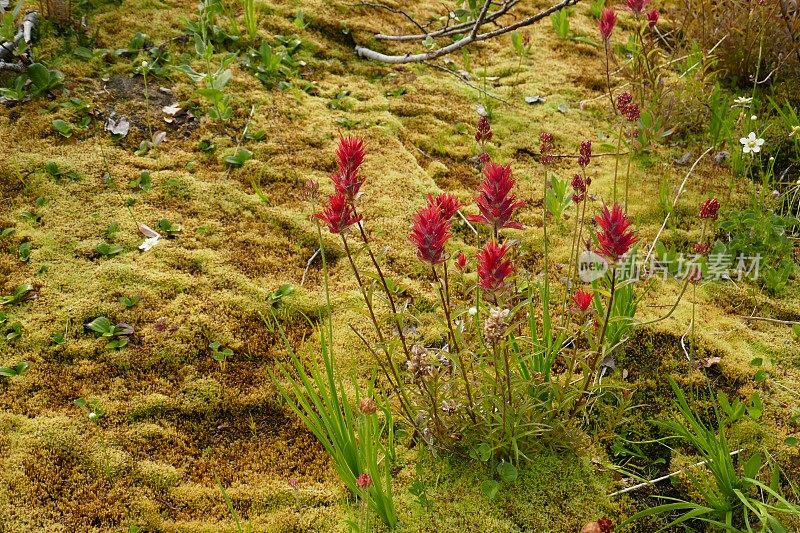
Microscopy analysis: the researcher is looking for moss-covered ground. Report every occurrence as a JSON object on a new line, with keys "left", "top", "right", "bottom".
{"left": 0, "top": 0, "right": 798, "bottom": 531}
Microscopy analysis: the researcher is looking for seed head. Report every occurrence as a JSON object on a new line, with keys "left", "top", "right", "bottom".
{"left": 359, "top": 397, "right": 378, "bottom": 415}
{"left": 356, "top": 473, "right": 373, "bottom": 489}
{"left": 483, "top": 307, "right": 510, "bottom": 345}
{"left": 578, "top": 140, "right": 592, "bottom": 167}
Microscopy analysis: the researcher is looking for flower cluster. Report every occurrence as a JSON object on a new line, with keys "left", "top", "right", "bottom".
{"left": 699, "top": 198, "right": 720, "bottom": 220}
{"left": 468, "top": 162, "right": 525, "bottom": 234}
{"left": 314, "top": 137, "right": 367, "bottom": 233}
{"left": 625, "top": 0, "right": 650, "bottom": 15}
{"left": 578, "top": 139, "right": 592, "bottom": 167}
{"left": 616, "top": 92, "right": 640, "bottom": 122}
{"left": 571, "top": 173, "right": 588, "bottom": 204}
{"left": 595, "top": 204, "right": 638, "bottom": 262}
{"left": 539, "top": 132, "right": 555, "bottom": 165}
{"left": 476, "top": 116, "right": 493, "bottom": 165}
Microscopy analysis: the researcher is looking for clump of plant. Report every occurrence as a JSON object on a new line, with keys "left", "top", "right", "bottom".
{"left": 209, "top": 341, "right": 233, "bottom": 371}
{"left": 308, "top": 134, "right": 646, "bottom": 466}
{"left": 624, "top": 377, "right": 800, "bottom": 531}
{"left": 85, "top": 316, "right": 133, "bottom": 349}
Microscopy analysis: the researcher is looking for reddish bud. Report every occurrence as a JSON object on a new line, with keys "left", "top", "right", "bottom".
{"left": 693, "top": 242, "right": 712, "bottom": 254}
{"left": 573, "top": 289, "right": 594, "bottom": 313}
{"left": 595, "top": 204, "right": 638, "bottom": 262}
{"left": 356, "top": 473, "right": 373, "bottom": 489}
{"left": 476, "top": 116, "right": 493, "bottom": 143}
{"left": 455, "top": 251, "right": 468, "bottom": 271}
{"left": 578, "top": 140, "right": 592, "bottom": 167}
{"left": 700, "top": 198, "right": 720, "bottom": 220}
{"left": 477, "top": 240, "right": 514, "bottom": 292}
{"left": 646, "top": 9, "right": 659, "bottom": 28}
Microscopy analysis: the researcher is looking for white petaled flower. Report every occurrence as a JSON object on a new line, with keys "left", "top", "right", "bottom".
{"left": 750, "top": 115, "right": 757, "bottom": 121}
{"left": 732, "top": 96, "right": 752, "bottom": 108}
{"left": 740, "top": 132, "right": 764, "bottom": 154}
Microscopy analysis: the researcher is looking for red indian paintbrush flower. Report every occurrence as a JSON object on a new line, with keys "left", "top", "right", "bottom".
{"left": 646, "top": 9, "right": 659, "bottom": 28}
{"left": 573, "top": 289, "right": 594, "bottom": 313}
{"left": 599, "top": 8, "right": 617, "bottom": 41}
{"left": 410, "top": 204, "right": 450, "bottom": 264}
{"left": 427, "top": 193, "right": 462, "bottom": 221}
{"left": 595, "top": 204, "right": 638, "bottom": 262}
{"left": 314, "top": 193, "right": 362, "bottom": 234}
{"left": 477, "top": 240, "right": 514, "bottom": 291}
{"left": 625, "top": 0, "right": 650, "bottom": 14}
{"left": 336, "top": 136, "right": 365, "bottom": 174}
{"left": 467, "top": 162, "right": 525, "bottom": 233}
{"left": 331, "top": 137, "right": 366, "bottom": 201}
{"left": 700, "top": 198, "right": 720, "bottom": 220}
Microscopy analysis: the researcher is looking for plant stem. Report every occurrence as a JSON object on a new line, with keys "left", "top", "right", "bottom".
{"left": 613, "top": 123, "right": 624, "bottom": 203}
{"left": 432, "top": 264, "right": 477, "bottom": 422}
{"left": 340, "top": 233, "right": 415, "bottom": 423}
{"left": 624, "top": 143, "right": 633, "bottom": 211}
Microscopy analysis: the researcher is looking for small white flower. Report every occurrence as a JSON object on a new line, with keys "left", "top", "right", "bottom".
{"left": 732, "top": 96, "right": 752, "bottom": 107}
{"left": 790, "top": 125, "right": 800, "bottom": 138}
{"left": 88, "top": 412, "right": 97, "bottom": 420}
{"left": 740, "top": 132, "right": 764, "bottom": 154}
{"left": 468, "top": 306, "right": 477, "bottom": 316}
{"left": 139, "top": 236, "right": 160, "bottom": 252}
{"left": 141, "top": 60, "right": 148, "bottom": 68}
{"left": 750, "top": 115, "right": 758, "bottom": 121}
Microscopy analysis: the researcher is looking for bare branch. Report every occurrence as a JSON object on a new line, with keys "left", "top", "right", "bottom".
{"left": 356, "top": 0, "right": 580, "bottom": 64}
{"left": 470, "top": 0, "right": 493, "bottom": 40}
{"left": 374, "top": 0, "right": 521, "bottom": 42}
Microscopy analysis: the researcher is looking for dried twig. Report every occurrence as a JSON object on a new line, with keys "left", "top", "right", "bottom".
{"left": 355, "top": 0, "right": 580, "bottom": 64}
{"left": 738, "top": 315, "right": 800, "bottom": 326}
{"left": 608, "top": 449, "right": 742, "bottom": 498}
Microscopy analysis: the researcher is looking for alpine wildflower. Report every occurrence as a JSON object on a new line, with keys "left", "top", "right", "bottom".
{"left": 595, "top": 204, "right": 638, "bottom": 262}
{"left": 477, "top": 240, "right": 514, "bottom": 292}
{"left": 740, "top": 132, "right": 764, "bottom": 154}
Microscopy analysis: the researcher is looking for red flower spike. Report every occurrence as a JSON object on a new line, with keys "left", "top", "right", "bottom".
{"left": 455, "top": 251, "right": 467, "bottom": 271}
{"left": 331, "top": 168, "right": 366, "bottom": 201}
{"left": 595, "top": 204, "right": 638, "bottom": 262}
{"left": 427, "top": 193, "right": 462, "bottom": 221}
{"left": 599, "top": 9, "right": 617, "bottom": 41}
{"left": 646, "top": 9, "right": 659, "bottom": 28}
{"left": 477, "top": 241, "right": 514, "bottom": 292}
{"left": 573, "top": 289, "right": 594, "bottom": 313}
{"left": 314, "top": 193, "right": 362, "bottom": 234}
{"left": 539, "top": 132, "right": 555, "bottom": 165}
{"left": 467, "top": 162, "right": 525, "bottom": 233}
{"left": 409, "top": 204, "right": 450, "bottom": 264}
{"left": 625, "top": 0, "right": 650, "bottom": 14}
{"left": 700, "top": 198, "right": 720, "bottom": 220}
{"left": 336, "top": 136, "right": 365, "bottom": 174}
